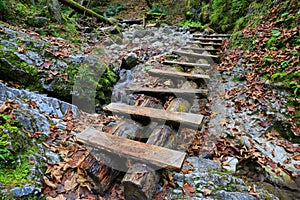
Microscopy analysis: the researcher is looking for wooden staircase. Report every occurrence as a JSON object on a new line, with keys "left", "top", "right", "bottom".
{"left": 76, "top": 32, "right": 229, "bottom": 200}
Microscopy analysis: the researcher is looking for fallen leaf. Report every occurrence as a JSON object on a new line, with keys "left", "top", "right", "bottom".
{"left": 220, "top": 119, "right": 229, "bottom": 126}
{"left": 50, "top": 70, "right": 59, "bottom": 76}
{"left": 248, "top": 184, "right": 261, "bottom": 195}
{"left": 293, "top": 154, "right": 300, "bottom": 160}
{"left": 294, "top": 164, "right": 300, "bottom": 169}
{"left": 43, "top": 176, "right": 57, "bottom": 189}
{"left": 64, "top": 173, "right": 78, "bottom": 191}
{"left": 46, "top": 194, "right": 66, "bottom": 200}
{"left": 0, "top": 102, "right": 9, "bottom": 113}
{"left": 204, "top": 188, "right": 212, "bottom": 195}
{"left": 182, "top": 182, "right": 195, "bottom": 196}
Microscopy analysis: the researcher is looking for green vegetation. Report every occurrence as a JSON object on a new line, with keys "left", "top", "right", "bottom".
{"left": 0, "top": 114, "right": 40, "bottom": 189}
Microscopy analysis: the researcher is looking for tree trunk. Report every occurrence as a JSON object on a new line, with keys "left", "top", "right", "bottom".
{"left": 48, "top": 0, "right": 62, "bottom": 23}
{"left": 58, "top": 0, "right": 115, "bottom": 25}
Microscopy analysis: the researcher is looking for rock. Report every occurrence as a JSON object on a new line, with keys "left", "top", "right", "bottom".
{"left": 27, "top": 17, "right": 48, "bottom": 27}
{"left": 133, "top": 30, "right": 154, "bottom": 38}
{"left": 222, "top": 156, "right": 239, "bottom": 172}
{"left": 215, "top": 191, "right": 256, "bottom": 200}
{"left": 10, "top": 185, "right": 40, "bottom": 198}
{"left": 14, "top": 52, "right": 34, "bottom": 65}
{"left": 120, "top": 52, "right": 139, "bottom": 70}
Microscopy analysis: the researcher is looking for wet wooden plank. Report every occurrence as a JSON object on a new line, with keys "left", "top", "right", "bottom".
{"left": 76, "top": 127, "right": 186, "bottom": 171}
{"left": 191, "top": 37, "right": 224, "bottom": 42}
{"left": 181, "top": 47, "right": 220, "bottom": 53}
{"left": 104, "top": 103, "right": 204, "bottom": 128}
{"left": 125, "top": 86, "right": 208, "bottom": 96}
{"left": 162, "top": 60, "right": 210, "bottom": 68}
{"left": 187, "top": 41, "right": 222, "bottom": 47}
{"left": 193, "top": 33, "right": 231, "bottom": 37}
{"left": 172, "top": 50, "right": 218, "bottom": 59}
{"left": 148, "top": 69, "right": 210, "bottom": 80}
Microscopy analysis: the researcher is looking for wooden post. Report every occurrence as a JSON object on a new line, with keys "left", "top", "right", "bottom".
{"left": 122, "top": 125, "right": 178, "bottom": 200}
{"left": 122, "top": 97, "right": 193, "bottom": 199}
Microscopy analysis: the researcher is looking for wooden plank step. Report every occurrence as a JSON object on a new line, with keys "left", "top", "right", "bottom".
{"left": 193, "top": 33, "right": 231, "bottom": 37}
{"left": 125, "top": 86, "right": 208, "bottom": 96}
{"left": 148, "top": 69, "right": 210, "bottom": 80}
{"left": 172, "top": 50, "right": 218, "bottom": 59}
{"left": 191, "top": 37, "right": 224, "bottom": 42}
{"left": 76, "top": 127, "right": 186, "bottom": 171}
{"left": 181, "top": 47, "right": 220, "bottom": 53}
{"left": 104, "top": 103, "right": 204, "bottom": 128}
{"left": 162, "top": 60, "right": 210, "bottom": 68}
{"left": 187, "top": 41, "right": 222, "bottom": 47}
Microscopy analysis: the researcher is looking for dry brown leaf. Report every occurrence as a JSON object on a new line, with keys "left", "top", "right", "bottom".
{"left": 182, "top": 182, "right": 195, "bottom": 196}
{"left": 46, "top": 194, "right": 66, "bottom": 200}
{"left": 293, "top": 154, "right": 300, "bottom": 160}
{"left": 220, "top": 119, "right": 229, "bottom": 126}
{"left": 0, "top": 102, "right": 9, "bottom": 113}
{"left": 64, "top": 173, "right": 78, "bottom": 191}
{"left": 43, "top": 176, "right": 57, "bottom": 189}
{"left": 294, "top": 164, "right": 300, "bottom": 169}
{"left": 248, "top": 184, "right": 261, "bottom": 195}
{"left": 204, "top": 188, "right": 212, "bottom": 196}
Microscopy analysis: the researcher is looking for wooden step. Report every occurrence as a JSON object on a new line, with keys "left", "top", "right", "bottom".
{"left": 172, "top": 50, "right": 218, "bottom": 59}
{"left": 104, "top": 103, "right": 204, "bottom": 128}
{"left": 125, "top": 86, "right": 208, "bottom": 97}
{"left": 148, "top": 69, "right": 210, "bottom": 80}
{"left": 191, "top": 37, "right": 224, "bottom": 42}
{"left": 162, "top": 60, "right": 210, "bottom": 68}
{"left": 187, "top": 41, "right": 222, "bottom": 47}
{"left": 181, "top": 47, "right": 220, "bottom": 53}
{"left": 193, "top": 33, "right": 231, "bottom": 38}
{"left": 76, "top": 127, "right": 186, "bottom": 171}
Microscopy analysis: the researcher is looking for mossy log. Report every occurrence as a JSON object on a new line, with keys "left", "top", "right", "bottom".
{"left": 79, "top": 120, "right": 143, "bottom": 195}
{"left": 58, "top": 0, "right": 115, "bottom": 25}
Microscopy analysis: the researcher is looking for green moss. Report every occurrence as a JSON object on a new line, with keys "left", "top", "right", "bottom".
{"left": 0, "top": 115, "right": 41, "bottom": 189}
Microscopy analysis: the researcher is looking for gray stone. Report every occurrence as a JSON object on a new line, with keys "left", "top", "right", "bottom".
{"left": 11, "top": 186, "right": 39, "bottom": 197}
{"left": 14, "top": 52, "right": 34, "bottom": 65}
{"left": 222, "top": 156, "right": 239, "bottom": 172}
{"left": 121, "top": 52, "right": 139, "bottom": 70}
{"left": 215, "top": 191, "right": 256, "bottom": 200}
